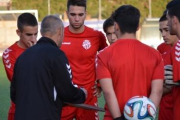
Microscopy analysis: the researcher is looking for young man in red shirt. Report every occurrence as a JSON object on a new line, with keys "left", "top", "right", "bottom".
{"left": 103, "top": 17, "right": 118, "bottom": 45}
{"left": 158, "top": 13, "right": 178, "bottom": 120}
{"left": 2, "top": 13, "right": 38, "bottom": 120}
{"left": 96, "top": 5, "right": 164, "bottom": 120}
{"left": 60, "top": 0, "right": 107, "bottom": 120}
{"left": 166, "top": 1, "right": 180, "bottom": 119}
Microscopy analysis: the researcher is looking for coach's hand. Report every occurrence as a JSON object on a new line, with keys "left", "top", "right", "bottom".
{"left": 92, "top": 84, "right": 102, "bottom": 98}
{"left": 27, "top": 40, "right": 37, "bottom": 48}
{"left": 164, "top": 65, "right": 173, "bottom": 80}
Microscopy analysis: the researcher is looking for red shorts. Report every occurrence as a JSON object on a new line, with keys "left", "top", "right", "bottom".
{"left": 8, "top": 101, "right": 15, "bottom": 120}
{"left": 172, "top": 87, "right": 180, "bottom": 120}
{"left": 158, "top": 93, "right": 173, "bottom": 120}
{"left": 61, "top": 83, "right": 99, "bottom": 120}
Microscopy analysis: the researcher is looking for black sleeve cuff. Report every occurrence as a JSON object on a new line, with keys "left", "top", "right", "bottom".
{"left": 113, "top": 115, "right": 125, "bottom": 120}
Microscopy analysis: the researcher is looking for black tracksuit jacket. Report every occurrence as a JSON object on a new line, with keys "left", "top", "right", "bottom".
{"left": 11, "top": 37, "right": 85, "bottom": 120}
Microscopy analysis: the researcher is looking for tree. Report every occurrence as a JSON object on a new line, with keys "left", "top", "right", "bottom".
{"left": 11, "top": 0, "right": 171, "bottom": 23}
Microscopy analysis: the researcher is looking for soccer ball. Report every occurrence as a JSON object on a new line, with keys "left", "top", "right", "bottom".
{"left": 124, "top": 96, "right": 156, "bottom": 120}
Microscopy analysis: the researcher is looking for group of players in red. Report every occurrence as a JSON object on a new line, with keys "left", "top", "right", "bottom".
{"left": 2, "top": 0, "right": 180, "bottom": 120}
{"left": 158, "top": 1, "right": 180, "bottom": 120}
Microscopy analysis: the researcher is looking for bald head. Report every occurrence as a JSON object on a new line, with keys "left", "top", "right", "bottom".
{"left": 40, "top": 15, "right": 64, "bottom": 47}
{"left": 41, "top": 15, "right": 64, "bottom": 35}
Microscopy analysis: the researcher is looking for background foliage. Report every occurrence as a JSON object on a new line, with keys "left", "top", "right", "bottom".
{"left": 11, "top": 0, "right": 171, "bottom": 22}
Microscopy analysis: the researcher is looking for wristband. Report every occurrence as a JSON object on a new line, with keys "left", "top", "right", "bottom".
{"left": 113, "top": 116, "right": 125, "bottom": 120}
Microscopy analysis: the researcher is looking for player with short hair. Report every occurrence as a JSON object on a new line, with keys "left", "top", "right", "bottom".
{"left": 158, "top": 13, "right": 178, "bottom": 120}
{"left": 60, "top": 0, "right": 107, "bottom": 119}
{"left": 103, "top": 17, "right": 117, "bottom": 45}
{"left": 2, "top": 13, "right": 38, "bottom": 120}
{"left": 96, "top": 5, "right": 164, "bottom": 120}
{"left": 166, "top": 1, "right": 180, "bottom": 119}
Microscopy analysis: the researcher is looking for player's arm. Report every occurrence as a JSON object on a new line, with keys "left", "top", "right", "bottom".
{"left": 52, "top": 55, "right": 86, "bottom": 104}
{"left": 10, "top": 77, "right": 16, "bottom": 104}
{"left": 94, "top": 33, "right": 108, "bottom": 97}
{"left": 149, "top": 52, "right": 164, "bottom": 107}
{"left": 98, "top": 32, "right": 108, "bottom": 51}
{"left": 92, "top": 55, "right": 102, "bottom": 97}
{"left": 10, "top": 61, "right": 18, "bottom": 104}
{"left": 96, "top": 52, "right": 123, "bottom": 119}
{"left": 149, "top": 79, "right": 163, "bottom": 108}
{"left": 99, "top": 78, "right": 122, "bottom": 119}
{"left": 2, "top": 49, "right": 16, "bottom": 81}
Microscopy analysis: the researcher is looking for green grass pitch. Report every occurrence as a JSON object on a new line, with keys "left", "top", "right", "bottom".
{"left": 0, "top": 58, "right": 11, "bottom": 120}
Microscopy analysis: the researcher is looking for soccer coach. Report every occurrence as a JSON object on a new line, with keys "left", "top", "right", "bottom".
{"left": 10, "top": 15, "right": 87, "bottom": 120}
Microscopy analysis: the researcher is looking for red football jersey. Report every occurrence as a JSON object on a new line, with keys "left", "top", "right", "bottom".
{"left": 157, "top": 42, "right": 171, "bottom": 55}
{"left": 157, "top": 43, "right": 172, "bottom": 65}
{"left": 171, "top": 40, "right": 180, "bottom": 82}
{"left": 157, "top": 43, "right": 173, "bottom": 120}
{"left": 96, "top": 39, "right": 164, "bottom": 113}
{"left": 159, "top": 93, "right": 173, "bottom": 120}
{"left": 170, "top": 40, "right": 180, "bottom": 120}
{"left": 61, "top": 26, "right": 107, "bottom": 86}
{"left": 2, "top": 42, "right": 25, "bottom": 115}
{"left": 2, "top": 42, "right": 25, "bottom": 81}
{"left": 172, "top": 87, "right": 180, "bottom": 120}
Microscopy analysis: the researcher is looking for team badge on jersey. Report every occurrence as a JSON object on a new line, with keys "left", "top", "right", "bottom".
{"left": 82, "top": 40, "right": 91, "bottom": 50}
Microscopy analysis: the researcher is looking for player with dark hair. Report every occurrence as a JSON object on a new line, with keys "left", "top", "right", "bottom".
{"left": 96, "top": 5, "right": 164, "bottom": 120}
{"left": 158, "top": 12, "right": 177, "bottom": 55}
{"left": 10, "top": 15, "right": 86, "bottom": 120}
{"left": 60, "top": 0, "right": 107, "bottom": 119}
{"left": 166, "top": 1, "right": 180, "bottom": 119}
{"left": 158, "top": 13, "right": 178, "bottom": 120}
{"left": 2, "top": 12, "right": 38, "bottom": 120}
{"left": 166, "top": 0, "right": 180, "bottom": 37}
{"left": 157, "top": 12, "right": 171, "bottom": 54}
{"left": 103, "top": 18, "right": 117, "bottom": 45}
{"left": 67, "top": 0, "right": 87, "bottom": 11}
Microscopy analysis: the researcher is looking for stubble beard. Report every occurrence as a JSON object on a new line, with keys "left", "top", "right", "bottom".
{"left": 71, "top": 23, "right": 84, "bottom": 30}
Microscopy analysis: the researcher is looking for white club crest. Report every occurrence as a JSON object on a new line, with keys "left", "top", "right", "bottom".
{"left": 82, "top": 40, "right": 91, "bottom": 50}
